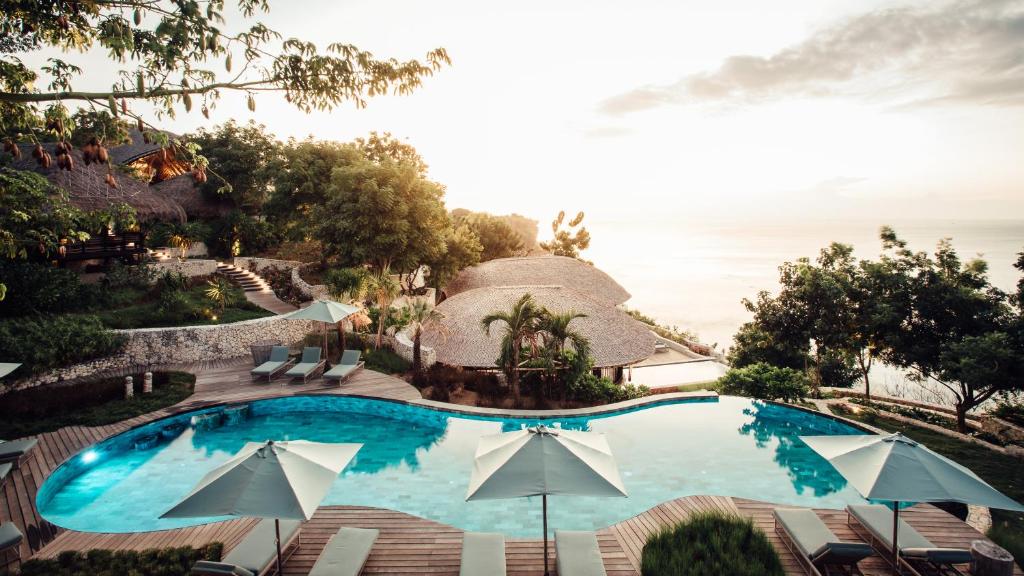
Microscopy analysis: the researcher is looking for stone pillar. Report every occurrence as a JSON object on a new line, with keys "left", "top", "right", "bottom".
{"left": 125, "top": 376, "right": 134, "bottom": 398}
{"left": 143, "top": 371, "right": 153, "bottom": 393}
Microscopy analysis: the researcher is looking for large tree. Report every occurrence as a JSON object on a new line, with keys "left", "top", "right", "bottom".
{"left": 455, "top": 211, "right": 525, "bottom": 261}
{"left": 540, "top": 210, "right": 590, "bottom": 260}
{"left": 424, "top": 222, "right": 482, "bottom": 292}
{"left": 870, "top": 229, "right": 1021, "bottom": 431}
{"left": 187, "top": 120, "right": 281, "bottom": 209}
{"left": 313, "top": 136, "right": 448, "bottom": 275}
{"left": 267, "top": 139, "right": 355, "bottom": 241}
{"left": 0, "top": 1, "right": 448, "bottom": 140}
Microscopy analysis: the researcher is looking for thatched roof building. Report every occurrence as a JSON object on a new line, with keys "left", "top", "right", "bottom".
{"left": 111, "top": 129, "right": 191, "bottom": 183}
{"left": 421, "top": 285, "right": 655, "bottom": 369}
{"left": 13, "top": 143, "right": 186, "bottom": 223}
{"left": 443, "top": 255, "right": 631, "bottom": 306}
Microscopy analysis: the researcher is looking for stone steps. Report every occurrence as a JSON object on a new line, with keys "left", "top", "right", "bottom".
{"left": 215, "top": 263, "right": 271, "bottom": 293}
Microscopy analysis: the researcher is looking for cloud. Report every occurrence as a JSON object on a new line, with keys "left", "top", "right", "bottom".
{"left": 581, "top": 125, "right": 634, "bottom": 139}
{"left": 600, "top": 0, "right": 1024, "bottom": 115}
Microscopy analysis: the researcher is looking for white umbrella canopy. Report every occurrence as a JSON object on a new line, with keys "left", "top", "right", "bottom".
{"left": 801, "top": 432, "right": 1024, "bottom": 574}
{"left": 162, "top": 440, "right": 361, "bottom": 573}
{"left": 466, "top": 425, "right": 627, "bottom": 576}
{"left": 800, "top": 433, "right": 1024, "bottom": 511}
{"left": 286, "top": 300, "right": 362, "bottom": 360}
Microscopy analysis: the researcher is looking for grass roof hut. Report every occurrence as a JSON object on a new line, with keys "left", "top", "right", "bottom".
{"left": 421, "top": 285, "right": 655, "bottom": 369}
{"left": 442, "top": 255, "right": 632, "bottom": 306}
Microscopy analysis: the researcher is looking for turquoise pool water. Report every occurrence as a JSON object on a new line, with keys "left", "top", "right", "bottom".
{"left": 37, "top": 395, "right": 869, "bottom": 536}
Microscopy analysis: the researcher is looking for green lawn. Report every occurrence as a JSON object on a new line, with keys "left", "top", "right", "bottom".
{"left": 831, "top": 404, "right": 1024, "bottom": 567}
{"left": 0, "top": 371, "right": 196, "bottom": 438}
{"left": 88, "top": 284, "right": 272, "bottom": 329}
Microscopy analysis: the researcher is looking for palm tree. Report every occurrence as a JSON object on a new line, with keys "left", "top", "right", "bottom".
{"left": 368, "top": 271, "right": 400, "bottom": 350}
{"left": 537, "top": 310, "right": 590, "bottom": 399}
{"left": 204, "top": 277, "right": 235, "bottom": 313}
{"left": 481, "top": 293, "right": 545, "bottom": 403}
{"left": 406, "top": 301, "right": 444, "bottom": 372}
{"left": 325, "top": 266, "right": 370, "bottom": 351}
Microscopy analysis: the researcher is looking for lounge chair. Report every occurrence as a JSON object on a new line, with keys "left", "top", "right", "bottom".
{"left": 847, "top": 504, "right": 972, "bottom": 576}
{"left": 250, "top": 346, "right": 295, "bottom": 382}
{"left": 460, "top": 532, "right": 506, "bottom": 576}
{"left": 323, "top": 350, "right": 363, "bottom": 385}
{"left": 0, "top": 438, "right": 38, "bottom": 468}
{"left": 308, "top": 527, "right": 378, "bottom": 576}
{"left": 191, "top": 518, "right": 301, "bottom": 576}
{"left": 0, "top": 463, "right": 10, "bottom": 488}
{"left": 774, "top": 508, "right": 873, "bottom": 576}
{"left": 0, "top": 522, "right": 24, "bottom": 570}
{"left": 555, "top": 530, "right": 607, "bottom": 576}
{"left": 284, "top": 347, "right": 325, "bottom": 384}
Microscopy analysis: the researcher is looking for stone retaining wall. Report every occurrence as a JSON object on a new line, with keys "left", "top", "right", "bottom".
{"left": 14, "top": 315, "right": 318, "bottom": 390}
{"left": 394, "top": 329, "right": 437, "bottom": 368}
{"left": 233, "top": 257, "right": 329, "bottom": 301}
{"left": 149, "top": 259, "right": 219, "bottom": 278}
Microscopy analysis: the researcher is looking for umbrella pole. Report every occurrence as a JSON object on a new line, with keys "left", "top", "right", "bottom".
{"left": 892, "top": 502, "right": 900, "bottom": 575}
{"left": 543, "top": 494, "right": 549, "bottom": 576}
{"left": 275, "top": 517, "right": 283, "bottom": 575}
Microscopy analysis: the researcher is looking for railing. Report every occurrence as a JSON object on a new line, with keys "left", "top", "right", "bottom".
{"left": 59, "top": 231, "right": 147, "bottom": 262}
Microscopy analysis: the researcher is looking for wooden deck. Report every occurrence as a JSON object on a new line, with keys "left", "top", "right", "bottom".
{"left": 3, "top": 359, "right": 1020, "bottom": 574}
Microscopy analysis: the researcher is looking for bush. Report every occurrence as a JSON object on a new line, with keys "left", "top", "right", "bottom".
{"left": 102, "top": 261, "right": 156, "bottom": 290}
{"left": 410, "top": 364, "right": 503, "bottom": 402}
{"left": 717, "top": 362, "right": 810, "bottom": 402}
{"left": 993, "top": 396, "right": 1024, "bottom": 427}
{"left": 989, "top": 521, "right": 1024, "bottom": 570}
{"left": 364, "top": 348, "right": 411, "bottom": 374}
{"left": 17, "top": 543, "right": 222, "bottom": 576}
{"left": 568, "top": 373, "right": 649, "bottom": 403}
{"left": 0, "top": 371, "right": 196, "bottom": 438}
{"left": 0, "top": 261, "right": 102, "bottom": 317}
{"left": 0, "top": 314, "right": 126, "bottom": 376}
{"left": 154, "top": 270, "right": 190, "bottom": 294}
{"left": 641, "top": 512, "right": 784, "bottom": 576}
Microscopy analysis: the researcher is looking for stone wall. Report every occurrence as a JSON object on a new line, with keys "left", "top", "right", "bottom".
{"left": 394, "top": 329, "right": 437, "bottom": 367}
{"left": 15, "top": 315, "right": 317, "bottom": 390}
{"left": 149, "top": 259, "right": 219, "bottom": 279}
{"left": 233, "top": 257, "right": 329, "bottom": 301}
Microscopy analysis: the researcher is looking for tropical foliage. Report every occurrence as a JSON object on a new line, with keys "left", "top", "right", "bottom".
{"left": 481, "top": 293, "right": 547, "bottom": 402}
{"left": 731, "top": 229, "right": 1024, "bottom": 431}
{"left": 17, "top": 544, "right": 222, "bottom": 576}
{"left": 406, "top": 301, "right": 443, "bottom": 372}
{"left": 641, "top": 512, "right": 784, "bottom": 576}
{"left": 540, "top": 210, "right": 591, "bottom": 260}
{"left": 717, "top": 363, "right": 810, "bottom": 403}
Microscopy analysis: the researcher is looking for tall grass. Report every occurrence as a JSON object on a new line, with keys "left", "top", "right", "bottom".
{"left": 641, "top": 511, "right": 784, "bottom": 576}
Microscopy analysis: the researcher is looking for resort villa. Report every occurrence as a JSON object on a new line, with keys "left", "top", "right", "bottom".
{"left": 2, "top": 3, "right": 1024, "bottom": 576}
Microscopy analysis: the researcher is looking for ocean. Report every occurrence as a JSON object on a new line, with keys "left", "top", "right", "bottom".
{"left": 584, "top": 217, "right": 1024, "bottom": 396}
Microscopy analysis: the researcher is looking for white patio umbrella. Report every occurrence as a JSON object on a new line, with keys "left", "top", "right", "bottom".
{"left": 466, "top": 425, "right": 627, "bottom": 576}
{"left": 162, "top": 439, "right": 361, "bottom": 574}
{"left": 0, "top": 363, "right": 20, "bottom": 379}
{"left": 286, "top": 300, "right": 361, "bottom": 361}
{"left": 801, "top": 432, "right": 1024, "bottom": 573}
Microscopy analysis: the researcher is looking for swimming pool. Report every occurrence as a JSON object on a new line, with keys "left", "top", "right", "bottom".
{"left": 37, "top": 395, "right": 869, "bottom": 536}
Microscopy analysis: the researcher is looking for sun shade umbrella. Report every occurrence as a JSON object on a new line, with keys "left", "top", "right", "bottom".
{"left": 286, "top": 300, "right": 362, "bottom": 362}
{"left": 466, "top": 425, "right": 627, "bottom": 576}
{"left": 801, "top": 432, "right": 1024, "bottom": 573}
{"left": 162, "top": 439, "right": 361, "bottom": 574}
{"left": 0, "top": 363, "right": 20, "bottom": 379}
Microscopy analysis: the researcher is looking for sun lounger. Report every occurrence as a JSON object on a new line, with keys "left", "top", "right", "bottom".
{"left": 0, "top": 463, "right": 10, "bottom": 487}
{"left": 284, "top": 347, "right": 325, "bottom": 384}
{"left": 847, "top": 504, "right": 972, "bottom": 576}
{"left": 774, "top": 508, "right": 873, "bottom": 576}
{"left": 555, "top": 530, "right": 606, "bottom": 576}
{"left": 250, "top": 346, "right": 295, "bottom": 382}
{"left": 191, "top": 518, "right": 301, "bottom": 576}
{"left": 323, "top": 350, "right": 363, "bottom": 384}
{"left": 0, "top": 522, "right": 24, "bottom": 569}
{"left": 308, "top": 527, "right": 378, "bottom": 576}
{"left": 0, "top": 438, "right": 38, "bottom": 468}
{"left": 460, "top": 532, "right": 506, "bottom": 576}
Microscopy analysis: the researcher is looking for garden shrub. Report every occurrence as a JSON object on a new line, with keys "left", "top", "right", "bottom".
{"left": 0, "top": 371, "right": 196, "bottom": 438}
{"left": 717, "top": 362, "right": 810, "bottom": 402}
{"left": 640, "top": 512, "right": 784, "bottom": 576}
{"left": 989, "top": 521, "right": 1024, "bottom": 570}
{"left": 568, "top": 373, "right": 649, "bottom": 403}
{"left": 993, "top": 396, "right": 1024, "bottom": 427}
{"left": 0, "top": 261, "right": 102, "bottom": 317}
{"left": 364, "top": 347, "right": 411, "bottom": 374}
{"left": 102, "top": 261, "right": 156, "bottom": 290}
{"left": 17, "top": 543, "right": 222, "bottom": 576}
{"left": 0, "top": 314, "right": 125, "bottom": 376}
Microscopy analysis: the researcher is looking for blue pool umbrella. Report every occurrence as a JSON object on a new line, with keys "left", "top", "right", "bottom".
{"left": 162, "top": 440, "right": 361, "bottom": 574}
{"left": 466, "top": 425, "right": 627, "bottom": 576}
{"left": 801, "top": 432, "right": 1024, "bottom": 573}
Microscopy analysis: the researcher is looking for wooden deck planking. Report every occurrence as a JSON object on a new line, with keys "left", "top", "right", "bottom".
{"left": 3, "top": 357, "right": 1021, "bottom": 575}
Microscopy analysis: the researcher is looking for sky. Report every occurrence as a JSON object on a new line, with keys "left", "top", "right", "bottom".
{"left": 20, "top": 0, "right": 1024, "bottom": 224}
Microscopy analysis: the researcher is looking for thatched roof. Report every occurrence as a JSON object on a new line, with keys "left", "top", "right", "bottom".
{"left": 108, "top": 128, "right": 179, "bottom": 165}
{"left": 421, "top": 285, "right": 656, "bottom": 368}
{"left": 13, "top": 143, "right": 186, "bottom": 223}
{"left": 444, "top": 255, "right": 631, "bottom": 306}
{"left": 151, "top": 175, "right": 233, "bottom": 219}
